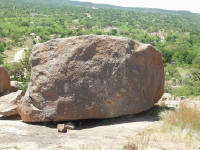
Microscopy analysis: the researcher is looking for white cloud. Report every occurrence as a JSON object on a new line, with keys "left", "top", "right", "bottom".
{"left": 72, "top": 0, "right": 200, "bottom": 13}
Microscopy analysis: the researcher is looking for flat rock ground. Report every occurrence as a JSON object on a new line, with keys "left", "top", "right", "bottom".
{"left": 0, "top": 112, "right": 157, "bottom": 150}
{"left": 1, "top": 100, "right": 199, "bottom": 150}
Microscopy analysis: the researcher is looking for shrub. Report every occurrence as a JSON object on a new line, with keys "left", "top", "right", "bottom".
{"left": 109, "top": 29, "right": 118, "bottom": 35}
{"left": 171, "top": 69, "right": 200, "bottom": 97}
{"left": 172, "top": 50, "right": 196, "bottom": 65}
{"left": 165, "top": 64, "right": 181, "bottom": 81}
{"left": 192, "top": 56, "right": 200, "bottom": 68}
{"left": 171, "top": 83, "right": 200, "bottom": 97}
{"left": 4, "top": 62, "right": 24, "bottom": 81}
{"left": 160, "top": 49, "right": 175, "bottom": 64}
{"left": 0, "top": 42, "right": 6, "bottom": 64}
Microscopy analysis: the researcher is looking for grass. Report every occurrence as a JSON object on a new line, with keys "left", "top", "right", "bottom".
{"left": 124, "top": 131, "right": 150, "bottom": 150}
{"left": 160, "top": 102, "right": 200, "bottom": 131}
{"left": 1, "top": 146, "right": 21, "bottom": 150}
{"left": 160, "top": 122, "right": 200, "bottom": 148}
{"left": 123, "top": 101, "right": 200, "bottom": 150}
{"left": 159, "top": 101, "right": 200, "bottom": 148}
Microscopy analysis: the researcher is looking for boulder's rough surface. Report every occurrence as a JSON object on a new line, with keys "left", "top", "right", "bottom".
{"left": 0, "top": 67, "right": 11, "bottom": 95}
{"left": 0, "top": 90, "right": 24, "bottom": 117}
{"left": 18, "top": 35, "right": 164, "bottom": 122}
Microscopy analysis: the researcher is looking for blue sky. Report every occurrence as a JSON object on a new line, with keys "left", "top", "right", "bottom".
{"left": 72, "top": 0, "right": 200, "bottom": 13}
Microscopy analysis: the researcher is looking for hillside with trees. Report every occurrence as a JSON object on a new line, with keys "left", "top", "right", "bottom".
{"left": 0, "top": 0, "right": 200, "bottom": 96}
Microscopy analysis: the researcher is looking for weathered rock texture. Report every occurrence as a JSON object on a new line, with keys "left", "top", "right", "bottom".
{"left": 18, "top": 35, "right": 164, "bottom": 122}
{"left": 0, "top": 67, "right": 11, "bottom": 95}
{"left": 0, "top": 90, "right": 24, "bottom": 117}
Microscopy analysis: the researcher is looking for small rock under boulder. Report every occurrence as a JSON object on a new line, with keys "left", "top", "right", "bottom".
{"left": 65, "top": 122, "right": 75, "bottom": 130}
{"left": 57, "top": 124, "right": 68, "bottom": 133}
{"left": 57, "top": 122, "right": 75, "bottom": 133}
{"left": 0, "top": 90, "right": 24, "bottom": 117}
{"left": 0, "top": 67, "right": 11, "bottom": 95}
{"left": 18, "top": 35, "right": 164, "bottom": 122}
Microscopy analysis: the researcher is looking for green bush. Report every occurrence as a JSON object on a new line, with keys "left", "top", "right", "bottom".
{"left": 160, "top": 49, "right": 175, "bottom": 64}
{"left": 192, "top": 56, "right": 200, "bottom": 68}
{"left": 109, "top": 29, "right": 118, "bottom": 35}
{"left": 171, "top": 85, "right": 200, "bottom": 97}
{"left": 0, "top": 42, "right": 6, "bottom": 64}
{"left": 171, "top": 69, "right": 200, "bottom": 97}
{"left": 172, "top": 50, "right": 196, "bottom": 65}
{"left": 165, "top": 65, "right": 181, "bottom": 81}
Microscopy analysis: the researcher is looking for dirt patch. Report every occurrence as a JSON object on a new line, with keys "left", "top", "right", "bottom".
{"left": 4, "top": 48, "right": 25, "bottom": 63}
{"left": 4, "top": 38, "right": 32, "bottom": 64}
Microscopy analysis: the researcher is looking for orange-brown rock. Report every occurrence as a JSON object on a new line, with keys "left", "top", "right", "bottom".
{"left": 0, "top": 67, "right": 11, "bottom": 95}
{"left": 18, "top": 35, "right": 164, "bottom": 122}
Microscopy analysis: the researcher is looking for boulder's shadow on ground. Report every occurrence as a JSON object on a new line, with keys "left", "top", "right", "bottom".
{"left": 0, "top": 115, "right": 21, "bottom": 120}
{"left": 0, "top": 105, "right": 174, "bottom": 130}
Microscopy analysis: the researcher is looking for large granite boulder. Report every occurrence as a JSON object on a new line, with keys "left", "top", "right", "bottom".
{"left": 18, "top": 35, "right": 164, "bottom": 122}
{"left": 0, "top": 67, "right": 11, "bottom": 95}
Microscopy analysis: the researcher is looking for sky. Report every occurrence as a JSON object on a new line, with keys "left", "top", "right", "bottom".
{"left": 72, "top": 0, "right": 200, "bottom": 13}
